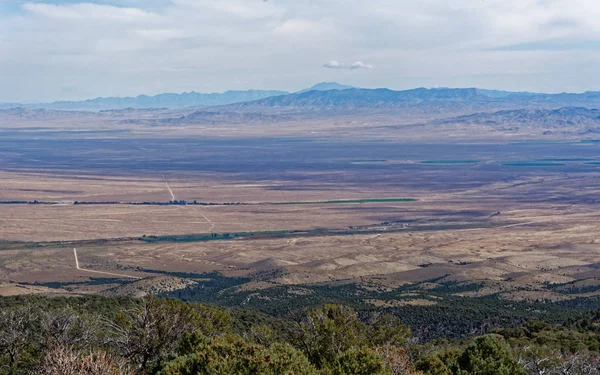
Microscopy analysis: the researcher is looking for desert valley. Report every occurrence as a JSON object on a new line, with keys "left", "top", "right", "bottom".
{"left": 2, "top": 87, "right": 600, "bottom": 336}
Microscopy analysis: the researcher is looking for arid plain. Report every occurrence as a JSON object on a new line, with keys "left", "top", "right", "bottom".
{"left": 2, "top": 132, "right": 600, "bottom": 306}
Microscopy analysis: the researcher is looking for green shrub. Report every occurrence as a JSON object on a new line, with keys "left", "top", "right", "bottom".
{"left": 456, "top": 335, "right": 526, "bottom": 375}
{"left": 293, "top": 304, "right": 367, "bottom": 367}
{"left": 328, "top": 347, "right": 389, "bottom": 375}
{"left": 158, "top": 336, "right": 318, "bottom": 375}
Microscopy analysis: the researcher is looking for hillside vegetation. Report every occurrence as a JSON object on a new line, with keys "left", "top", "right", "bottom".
{"left": 0, "top": 295, "right": 598, "bottom": 375}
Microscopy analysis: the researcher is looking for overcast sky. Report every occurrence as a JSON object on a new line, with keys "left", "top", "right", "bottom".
{"left": 3, "top": 0, "right": 600, "bottom": 102}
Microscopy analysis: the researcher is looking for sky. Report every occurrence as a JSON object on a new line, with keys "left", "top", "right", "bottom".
{"left": 3, "top": 0, "right": 600, "bottom": 102}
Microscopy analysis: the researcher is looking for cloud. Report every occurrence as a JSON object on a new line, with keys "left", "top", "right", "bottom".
{"left": 22, "top": 2, "right": 156, "bottom": 22}
{"left": 349, "top": 61, "right": 373, "bottom": 69}
{"left": 273, "top": 19, "right": 334, "bottom": 41}
{"left": 171, "top": 0, "right": 284, "bottom": 20}
{"left": 323, "top": 60, "right": 343, "bottom": 69}
{"left": 4, "top": 0, "right": 600, "bottom": 101}
{"left": 324, "top": 60, "right": 373, "bottom": 70}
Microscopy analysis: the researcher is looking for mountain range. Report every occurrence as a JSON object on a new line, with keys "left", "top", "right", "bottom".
{"left": 4, "top": 84, "right": 600, "bottom": 116}
{"left": 224, "top": 87, "right": 600, "bottom": 111}
{"left": 297, "top": 82, "right": 354, "bottom": 93}
{"left": 4, "top": 85, "right": 600, "bottom": 141}
{"left": 438, "top": 107, "right": 600, "bottom": 128}
{"left": 0, "top": 82, "right": 356, "bottom": 112}
{"left": 223, "top": 88, "right": 488, "bottom": 112}
{"left": 0, "top": 90, "right": 289, "bottom": 111}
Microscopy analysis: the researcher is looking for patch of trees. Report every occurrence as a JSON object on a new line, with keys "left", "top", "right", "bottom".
{"left": 22, "top": 278, "right": 132, "bottom": 289}
{"left": 164, "top": 277, "right": 600, "bottom": 341}
{"left": 139, "top": 232, "right": 256, "bottom": 243}
{"left": 0, "top": 295, "right": 598, "bottom": 375}
{"left": 0, "top": 200, "right": 47, "bottom": 204}
{"left": 72, "top": 200, "right": 248, "bottom": 206}
{"left": 74, "top": 201, "right": 121, "bottom": 205}
{"left": 129, "top": 201, "right": 243, "bottom": 206}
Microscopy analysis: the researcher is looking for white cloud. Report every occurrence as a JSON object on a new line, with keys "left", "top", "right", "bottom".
{"left": 324, "top": 60, "right": 373, "bottom": 70}
{"left": 323, "top": 60, "right": 343, "bottom": 69}
{"left": 349, "top": 61, "right": 373, "bottom": 69}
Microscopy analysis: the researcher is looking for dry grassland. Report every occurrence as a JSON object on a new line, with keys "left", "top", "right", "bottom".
{"left": 2, "top": 164, "right": 600, "bottom": 302}
{"left": 2, "top": 196, "right": 600, "bottom": 301}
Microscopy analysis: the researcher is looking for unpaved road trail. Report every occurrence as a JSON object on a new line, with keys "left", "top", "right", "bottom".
{"left": 498, "top": 220, "right": 544, "bottom": 229}
{"left": 189, "top": 206, "right": 216, "bottom": 232}
{"left": 162, "top": 174, "right": 175, "bottom": 201}
{"left": 454, "top": 220, "right": 545, "bottom": 233}
{"left": 73, "top": 248, "right": 141, "bottom": 279}
{"left": 163, "top": 174, "right": 215, "bottom": 232}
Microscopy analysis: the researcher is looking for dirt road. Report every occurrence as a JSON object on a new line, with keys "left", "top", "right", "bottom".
{"left": 73, "top": 248, "right": 141, "bottom": 279}
{"left": 162, "top": 174, "right": 175, "bottom": 201}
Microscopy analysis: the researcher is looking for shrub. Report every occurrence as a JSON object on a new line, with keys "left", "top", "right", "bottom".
{"left": 38, "top": 346, "right": 134, "bottom": 375}
{"left": 158, "top": 336, "right": 318, "bottom": 375}
{"left": 328, "top": 347, "right": 389, "bottom": 375}
{"left": 456, "top": 334, "right": 527, "bottom": 375}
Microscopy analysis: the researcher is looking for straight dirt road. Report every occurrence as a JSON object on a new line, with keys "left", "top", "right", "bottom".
{"left": 162, "top": 174, "right": 175, "bottom": 201}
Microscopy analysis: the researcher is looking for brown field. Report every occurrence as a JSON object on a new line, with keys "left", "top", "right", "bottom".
{"left": 2, "top": 165, "right": 600, "bottom": 303}
{"left": 0, "top": 170, "right": 418, "bottom": 204}
{"left": 2, "top": 122, "right": 600, "bottom": 306}
{"left": 2, "top": 206, "right": 600, "bottom": 301}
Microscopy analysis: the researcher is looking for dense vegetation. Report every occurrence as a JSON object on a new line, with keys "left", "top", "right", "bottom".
{"left": 158, "top": 272, "right": 600, "bottom": 341}
{"left": 0, "top": 295, "right": 598, "bottom": 375}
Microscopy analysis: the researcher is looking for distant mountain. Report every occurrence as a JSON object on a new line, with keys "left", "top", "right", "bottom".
{"left": 7, "top": 85, "right": 600, "bottom": 113}
{"left": 0, "top": 84, "right": 354, "bottom": 111}
{"left": 222, "top": 87, "right": 490, "bottom": 113}
{"left": 476, "top": 89, "right": 537, "bottom": 98}
{"left": 0, "top": 102, "right": 21, "bottom": 109}
{"left": 1, "top": 90, "right": 289, "bottom": 111}
{"left": 436, "top": 107, "right": 600, "bottom": 132}
{"left": 297, "top": 82, "right": 354, "bottom": 93}
{"left": 154, "top": 110, "right": 288, "bottom": 126}
{"left": 0, "top": 107, "right": 94, "bottom": 119}
{"left": 214, "top": 87, "right": 600, "bottom": 116}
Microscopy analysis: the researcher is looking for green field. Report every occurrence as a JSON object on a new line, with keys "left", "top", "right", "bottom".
{"left": 273, "top": 198, "right": 417, "bottom": 205}
{"left": 502, "top": 161, "right": 566, "bottom": 167}
{"left": 420, "top": 160, "right": 478, "bottom": 164}
{"left": 536, "top": 158, "right": 593, "bottom": 162}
